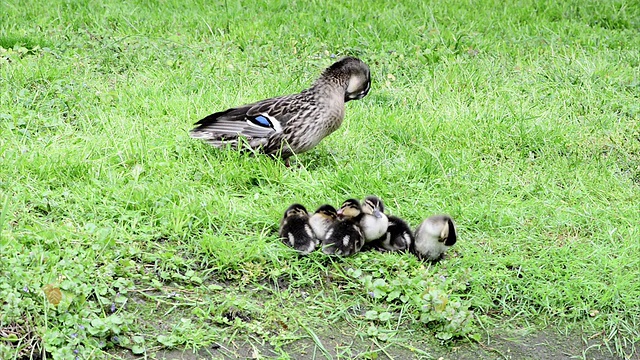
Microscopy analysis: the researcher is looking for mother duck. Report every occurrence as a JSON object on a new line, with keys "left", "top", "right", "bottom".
{"left": 189, "top": 57, "right": 371, "bottom": 162}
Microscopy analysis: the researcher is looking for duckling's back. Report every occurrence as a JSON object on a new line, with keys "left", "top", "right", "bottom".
{"left": 280, "top": 215, "right": 318, "bottom": 255}
{"left": 322, "top": 219, "right": 364, "bottom": 256}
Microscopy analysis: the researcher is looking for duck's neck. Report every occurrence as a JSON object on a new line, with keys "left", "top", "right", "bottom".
{"left": 310, "top": 72, "right": 349, "bottom": 100}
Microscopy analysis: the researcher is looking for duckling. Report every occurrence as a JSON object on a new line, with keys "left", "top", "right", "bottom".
{"left": 370, "top": 215, "right": 414, "bottom": 252}
{"left": 308, "top": 204, "right": 339, "bottom": 241}
{"left": 190, "top": 57, "right": 371, "bottom": 162}
{"left": 279, "top": 204, "right": 317, "bottom": 255}
{"left": 322, "top": 199, "right": 365, "bottom": 256}
{"left": 360, "top": 196, "right": 389, "bottom": 242}
{"left": 411, "top": 215, "right": 457, "bottom": 261}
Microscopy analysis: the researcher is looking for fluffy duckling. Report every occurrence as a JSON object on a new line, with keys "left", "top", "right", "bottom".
{"left": 279, "top": 204, "right": 317, "bottom": 255}
{"left": 370, "top": 215, "right": 414, "bottom": 252}
{"left": 411, "top": 215, "right": 457, "bottom": 261}
{"left": 190, "top": 57, "right": 371, "bottom": 161}
{"left": 360, "top": 196, "right": 389, "bottom": 242}
{"left": 322, "top": 199, "right": 365, "bottom": 256}
{"left": 308, "top": 204, "right": 339, "bottom": 241}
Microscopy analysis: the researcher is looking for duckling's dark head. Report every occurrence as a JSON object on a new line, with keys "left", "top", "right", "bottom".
{"left": 284, "top": 203, "right": 308, "bottom": 218}
{"left": 362, "top": 196, "right": 385, "bottom": 218}
{"left": 314, "top": 204, "right": 338, "bottom": 220}
{"left": 423, "top": 215, "right": 457, "bottom": 246}
{"left": 320, "top": 56, "right": 371, "bottom": 102}
{"left": 337, "top": 199, "right": 362, "bottom": 219}
{"left": 443, "top": 216, "right": 457, "bottom": 246}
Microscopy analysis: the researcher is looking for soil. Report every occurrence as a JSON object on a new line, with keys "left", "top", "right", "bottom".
{"left": 111, "top": 325, "right": 638, "bottom": 360}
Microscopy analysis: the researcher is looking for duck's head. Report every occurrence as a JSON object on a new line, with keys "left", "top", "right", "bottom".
{"left": 337, "top": 199, "right": 362, "bottom": 219}
{"left": 421, "top": 215, "right": 457, "bottom": 247}
{"left": 283, "top": 203, "right": 308, "bottom": 218}
{"left": 314, "top": 204, "right": 339, "bottom": 221}
{"left": 361, "top": 196, "right": 385, "bottom": 219}
{"left": 321, "top": 56, "right": 371, "bottom": 102}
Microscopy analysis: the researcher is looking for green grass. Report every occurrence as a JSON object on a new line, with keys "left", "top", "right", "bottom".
{"left": 1, "top": 0, "right": 639, "bottom": 358}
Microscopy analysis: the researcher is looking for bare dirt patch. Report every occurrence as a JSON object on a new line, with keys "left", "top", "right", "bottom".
{"left": 111, "top": 325, "right": 637, "bottom": 359}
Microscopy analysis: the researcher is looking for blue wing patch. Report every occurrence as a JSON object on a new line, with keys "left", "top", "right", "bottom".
{"left": 250, "top": 115, "right": 272, "bottom": 128}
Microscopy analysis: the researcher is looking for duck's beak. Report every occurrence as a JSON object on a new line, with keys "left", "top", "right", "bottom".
{"left": 337, "top": 208, "right": 344, "bottom": 218}
{"left": 373, "top": 209, "right": 382, "bottom": 219}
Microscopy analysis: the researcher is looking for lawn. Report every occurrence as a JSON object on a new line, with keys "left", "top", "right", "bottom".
{"left": 1, "top": 0, "right": 639, "bottom": 359}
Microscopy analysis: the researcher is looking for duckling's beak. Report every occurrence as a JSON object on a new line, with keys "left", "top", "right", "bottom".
{"left": 373, "top": 209, "right": 382, "bottom": 219}
{"left": 337, "top": 208, "right": 344, "bottom": 217}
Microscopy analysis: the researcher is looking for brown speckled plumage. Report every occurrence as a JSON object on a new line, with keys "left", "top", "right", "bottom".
{"left": 190, "top": 57, "right": 371, "bottom": 160}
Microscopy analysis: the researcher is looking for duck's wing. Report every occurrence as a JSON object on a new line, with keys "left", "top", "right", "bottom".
{"left": 189, "top": 94, "right": 304, "bottom": 146}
